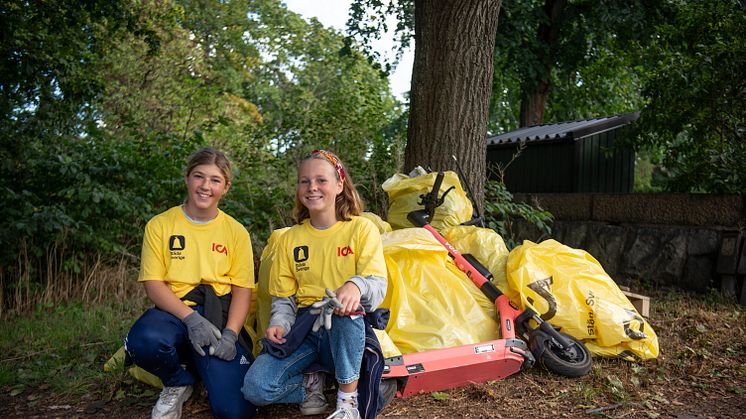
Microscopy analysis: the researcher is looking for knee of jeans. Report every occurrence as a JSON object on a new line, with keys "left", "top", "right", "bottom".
{"left": 241, "top": 371, "right": 281, "bottom": 406}
{"left": 125, "top": 329, "right": 171, "bottom": 360}
{"left": 332, "top": 315, "right": 364, "bottom": 330}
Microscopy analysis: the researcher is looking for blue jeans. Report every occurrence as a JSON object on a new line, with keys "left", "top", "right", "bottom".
{"left": 125, "top": 307, "right": 256, "bottom": 419}
{"left": 242, "top": 314, "right": 365, "bottom": 406}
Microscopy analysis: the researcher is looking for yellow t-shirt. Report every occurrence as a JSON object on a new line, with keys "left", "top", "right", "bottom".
{"left": 270, "top": 216, "right": 387, "bottom": 307}
{"left": 139, "top": 206, "right": 254, "bottom": 298}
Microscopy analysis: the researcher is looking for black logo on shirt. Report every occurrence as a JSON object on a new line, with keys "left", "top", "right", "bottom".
{"left": 169, "top": 235, "right": 186, "bottom": 251}
{"left": 170, "top": 235, "right": 186, "bottom": 260}
{"left": 294, "top": 246, "right": 309, "bottom": 262}
{"left": 293, "top": 245, "right": 309, "bottom": 272}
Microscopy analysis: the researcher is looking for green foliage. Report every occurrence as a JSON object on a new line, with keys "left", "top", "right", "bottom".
{"left": 483, "top": 180, "right": 553, "bottom": 249}
{"left": 346, "top": 0, "right": 415, "bottom": 75}
{"left": 489, "top": 0, "right": 668, "bottom": 132}
{"left": 633, "top": 153, "right": 665, "bottom": 193}
{"left": 0, "top": 0, "right": 405, "bottom": 311}
{"left": 632, "top": 0, "right": 746, "bottom": 193}
{"left": 240, "top": 0, "right": 406, "bottom": 217}
{"left": 0, "top": 0, "right": 139, "bottom": 124}
{"left": 430, "top": 391, "right": 449, "bottom": 400}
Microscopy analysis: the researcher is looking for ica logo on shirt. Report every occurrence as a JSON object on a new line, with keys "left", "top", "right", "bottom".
{"left": 212, "top": 243, "right": 229, "bottom": 255}
{"left": 337, "top": 245, "right": 354, "bottom": 257}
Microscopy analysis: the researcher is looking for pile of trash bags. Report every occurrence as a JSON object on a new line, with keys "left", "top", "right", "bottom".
{"left": 108, "top": 170, "right": 658, "bottom": 386}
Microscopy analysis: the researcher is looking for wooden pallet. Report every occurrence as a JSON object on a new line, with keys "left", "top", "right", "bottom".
{"left": 618, "top": 286, "right": 651, "bottom": 317}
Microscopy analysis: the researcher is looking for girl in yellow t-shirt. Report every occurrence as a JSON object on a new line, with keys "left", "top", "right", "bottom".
{"left": 125, "top": 147, "right": 256, "bottom": 419}
{"left": 242, "top": 150, "right": 387, "bottom": 419}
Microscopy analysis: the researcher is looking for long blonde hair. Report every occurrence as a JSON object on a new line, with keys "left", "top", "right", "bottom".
{"left": 292, "top": 150, "right": 363, "bottom": 224}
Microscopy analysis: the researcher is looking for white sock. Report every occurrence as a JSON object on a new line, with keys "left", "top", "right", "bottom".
{"left": 337, "top": 389, "right": 358, "bottom": 407}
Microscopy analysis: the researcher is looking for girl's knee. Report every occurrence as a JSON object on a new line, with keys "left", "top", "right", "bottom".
{"left": 241, "top": 372, "right": 274, "bottom": 406}
{"left": 123, "top": 333, "right": 150, "bottom": 360}
{"left": 124, "top": 330, "right": 170, "bottom": 360}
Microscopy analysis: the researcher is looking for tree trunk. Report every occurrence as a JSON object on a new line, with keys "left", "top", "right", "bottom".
{"left": 520, "top": 79, "right": 549, "bottom": 127}
{"left": 519, "top": 0, "right": 566, "bottom": 127}
{"left": 405, "top": 0, "right": 501, "bottom": 214}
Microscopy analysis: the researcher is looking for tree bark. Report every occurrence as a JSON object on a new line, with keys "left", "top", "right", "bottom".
{"left": 405, "top": 0, "right": 501, "bottom": 213}
{"left": 519, "top": 0, "right": 566, "bottom": 127}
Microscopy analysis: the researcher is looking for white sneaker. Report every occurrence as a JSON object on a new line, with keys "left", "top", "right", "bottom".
{"left": 300, "top": 372, "right": 328, "bottom": 415}
{"left": 151, "top": 385, "right": 193, "bottom": 419}
{"left": 325, "top": 403, "right": 360, "bottom": 419}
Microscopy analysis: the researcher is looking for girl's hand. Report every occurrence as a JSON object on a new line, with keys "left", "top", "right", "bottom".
{"left": 265, "top": 325, "right": 287, "bottom": 344}
{"left": 334, "top": 282, "right": 362, "bottom": 316}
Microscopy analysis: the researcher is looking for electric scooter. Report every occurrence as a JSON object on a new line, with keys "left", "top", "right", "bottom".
{"left": 381, "top": 171, "right": 592, "bottom": 398}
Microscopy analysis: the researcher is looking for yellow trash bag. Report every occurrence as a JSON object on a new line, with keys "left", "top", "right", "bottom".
{"left": 441, "top": 225, "right": 510, "bottom": 290}
{"left": 104, "top": 346, "right": 163, "bottom": 388}
{"left": 380, "top": 228, "right": 499, "bottom": 355}
{"left": 374, "top": 328, "right": 402, "bottom": 359}
{"left": 507, "top": 239, "right": 659, "bottom": 361}
{"left": 360, "top": 211, "right": 392, "bottom": 234}
{"left": 255, "top": 227, "right": 291, "bottom": 357}
{"left": 382, "top": 171, "right": 473, "bottom": 231}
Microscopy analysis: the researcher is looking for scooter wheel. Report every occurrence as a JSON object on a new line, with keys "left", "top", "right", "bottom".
{"left": 530, "top": 330, "right": 592, "bottom": 378}
{"left": 380, "top": 378, "right": 398, "bottom": 406}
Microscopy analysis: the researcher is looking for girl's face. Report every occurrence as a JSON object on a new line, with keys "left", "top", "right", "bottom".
{"left": 184, "top": 163, "right": 230, "bottom": 216}
{"left": 297, "top": 158, "right": 343, "bottom": 219}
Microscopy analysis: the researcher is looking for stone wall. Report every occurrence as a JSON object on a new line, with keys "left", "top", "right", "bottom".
{"left": 510, "top": 193, "right": 746, "bottom": 292}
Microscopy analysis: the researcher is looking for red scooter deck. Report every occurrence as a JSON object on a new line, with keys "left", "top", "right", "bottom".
{"left": 383, "top": 336, "right": 530, "bottom": 397}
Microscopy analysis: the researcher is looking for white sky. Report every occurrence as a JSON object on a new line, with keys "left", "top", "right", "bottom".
{"left": 284, "top": 0, "right": 413, "bottom": 100}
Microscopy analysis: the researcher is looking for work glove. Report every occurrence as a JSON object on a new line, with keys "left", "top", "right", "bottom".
{"left": 183, "top": 311, "right": 221, "bottom": 356}
{"left": 209, "top": 328, "right": 238, "bottom": 361}
{"left": 310, "top": 288, "right": 344, "bottom": 332}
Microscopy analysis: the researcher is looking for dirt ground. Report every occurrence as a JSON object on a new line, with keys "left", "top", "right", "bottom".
{"left": 2, "top": 289, "right": 744, "bottom": 418}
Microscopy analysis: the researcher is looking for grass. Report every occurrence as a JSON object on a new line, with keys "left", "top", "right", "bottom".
{"left": 0, "top": 297, "right": 148, "bottom": 397}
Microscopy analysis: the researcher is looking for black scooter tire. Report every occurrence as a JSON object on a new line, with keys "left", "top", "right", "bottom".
{"left": 380, "top": 378, "right": 398, "bottom": 406}
{"left": 530, "top": 330, "right": 592, "bottom": 378}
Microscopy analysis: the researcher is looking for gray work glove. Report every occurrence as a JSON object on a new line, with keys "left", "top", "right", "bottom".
{"left": 209, "top": 328, "right": 238, "bottom": 361}
{"left": 310, "top": 288, "right": 344, "bottom": 332}
{"left": 183, "top": 311, "right": 221, "bottom": 356}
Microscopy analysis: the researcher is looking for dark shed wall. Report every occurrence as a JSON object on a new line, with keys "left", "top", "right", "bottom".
{"left": 488, "top": 127, "right": 634, "bottom": 193}
{"left": 576, "top": 126, "right": 634, "bottom": 193}
{"left": 486, "top": 113, "right": 639, "bottom": 194}
{"left": 487, "top": 141, "right": 576, "bottom": 193}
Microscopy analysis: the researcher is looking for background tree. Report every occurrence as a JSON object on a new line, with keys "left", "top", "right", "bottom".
{"left": 351, "top": 0, "right": 501, "bottom": 212}
{"left": 490, "top": 0, "right": 670, "bottom": 130}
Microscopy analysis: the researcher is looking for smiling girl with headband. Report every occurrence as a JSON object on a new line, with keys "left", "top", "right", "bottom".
{"left": 242, "top": 150, "right": 388, "bottom": 419}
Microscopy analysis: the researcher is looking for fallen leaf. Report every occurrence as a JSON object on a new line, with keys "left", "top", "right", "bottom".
{"left": 431, "top": 392, "right": 449, "bottom": 400}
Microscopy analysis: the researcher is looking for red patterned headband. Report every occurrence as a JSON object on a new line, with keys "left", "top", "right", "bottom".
{"left": 311, "top": 149, "right": 346, "bottom": 182}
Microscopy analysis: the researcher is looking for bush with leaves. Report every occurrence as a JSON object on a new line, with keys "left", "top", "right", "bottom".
{"left": 633, "top": 0, "right": 746, "bottom": 193}
{"left": 483, "top": 180, "right": 553, "bottom": 250}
